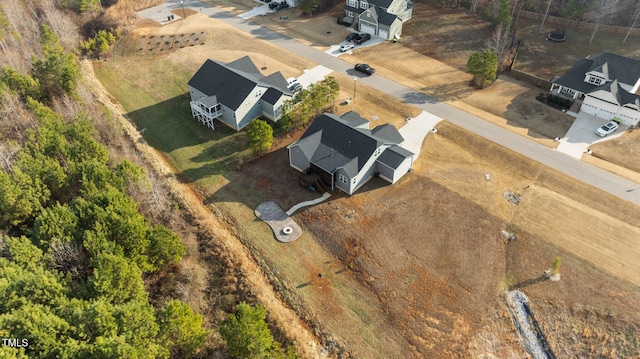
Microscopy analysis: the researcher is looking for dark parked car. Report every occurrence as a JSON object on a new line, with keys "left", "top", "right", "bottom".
{"left": 354, "top": 63, "right": 375, "bottom": 75}
{"left": 353, "top": 33, "right": 371, "bottom": 45}
{"left": 345, "top": 33, "right": 360, "bottom": 42}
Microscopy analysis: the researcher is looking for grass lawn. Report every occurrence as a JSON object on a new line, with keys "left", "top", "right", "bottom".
{"left": 93, "top": 56, "right": 251, "bottom": 189}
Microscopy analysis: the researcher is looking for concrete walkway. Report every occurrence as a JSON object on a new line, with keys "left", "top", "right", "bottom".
{"left": 556, "top": 112, "right": 628, "bottom": 159}
{"left": 255, "top": 201, "right": 302, "bottom": 242}
{"left": 286, "top": 192, "right": 331, "bottom": 216}
{"left": 398, "top": 110, "right": 442, "bottom": 157}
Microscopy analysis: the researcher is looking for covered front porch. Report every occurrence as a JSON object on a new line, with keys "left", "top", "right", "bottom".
{"left": 549, "top": 83, "right": 582, "bottom": 100}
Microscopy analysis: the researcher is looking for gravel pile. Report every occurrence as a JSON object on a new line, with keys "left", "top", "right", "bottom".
{"left": 503, "top": 191, "right": 522, "bottom": 204}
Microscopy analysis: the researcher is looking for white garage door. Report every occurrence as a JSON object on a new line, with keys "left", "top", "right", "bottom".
{"left": 379, "top": 29, "right": 388, "bottom": 39}
{"left": 360, "top": 22, "right": 377, "bottom": 36}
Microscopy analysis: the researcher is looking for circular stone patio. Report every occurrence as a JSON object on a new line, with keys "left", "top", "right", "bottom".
{"left": 254, "top": 201, "right": 302, "bottom": 242}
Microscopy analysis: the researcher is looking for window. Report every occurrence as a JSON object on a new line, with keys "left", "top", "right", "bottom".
{"left": 347, "top": 0, "right": 357, "bottom": 7}
{"left": 346, "top": 10, "right": 354, "bottom": 17}
{"left": 352, "top": 178, "right": 357, "bottom": 184}
{"left": 360, "top": 1, "right": 368, "bottom": 9}
{"left": 338, "top": 174, "right": 348, "bottom": 184}
{"left": 587, "top": 75, "right": 603, "bottom": 86}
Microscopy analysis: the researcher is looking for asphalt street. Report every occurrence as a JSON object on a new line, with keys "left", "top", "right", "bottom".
{"left": 145, "top": 0, "right": 640, "bottom": 206}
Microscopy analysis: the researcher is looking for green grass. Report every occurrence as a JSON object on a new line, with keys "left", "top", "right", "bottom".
{"left": 93, "top": 58, "right": 251, "bottom": 189}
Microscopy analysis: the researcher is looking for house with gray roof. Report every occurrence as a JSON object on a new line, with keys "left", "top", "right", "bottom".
{"left": 550, "top": 52, "right": 640, "bottom": 127}
{"left": 287, "top": 112, "right": 414, "bottom": 195}
{"left": 343, "top": 0, "right": 412, "bottom": 40}
{"left": 187, "top": 56, "right": 293, "bottom": 131}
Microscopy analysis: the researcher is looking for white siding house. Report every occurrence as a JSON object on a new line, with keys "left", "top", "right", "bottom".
{"left": 287, "top": 112, "right": 414, "bottom": 195}
{"left": 187, "top": 56, "right": 293, "bottom": 131}
{"left": 550, "top": 52, "right": 640, "bottom": 127}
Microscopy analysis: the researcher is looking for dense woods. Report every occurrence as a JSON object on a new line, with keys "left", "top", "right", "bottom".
{"left": 0, "top": 0, "right": 209, "bottom": 357}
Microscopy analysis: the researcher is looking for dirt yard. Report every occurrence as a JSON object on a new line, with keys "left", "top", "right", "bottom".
{"left": 97, "top": 6, "right": 640, "bottom": 358}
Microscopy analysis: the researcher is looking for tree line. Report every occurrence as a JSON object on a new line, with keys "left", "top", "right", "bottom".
{"left": 0, "top": 12, "right": 209, "bottom": 358}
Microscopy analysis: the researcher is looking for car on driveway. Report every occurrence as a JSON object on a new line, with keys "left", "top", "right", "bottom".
{"left": 354, "top": 63, "right": 375, "bottom": 76}
{"left": 345, "top": 33, "right": 359, "bottom": 42}
{"left": 339, "top": 43, "right": 354, "bottom": 52}
{"left": 595, "top": 121, "right": 619, "bottom": 137}
{"left": 353, "top": 33, "right": 371, "bottom": 45}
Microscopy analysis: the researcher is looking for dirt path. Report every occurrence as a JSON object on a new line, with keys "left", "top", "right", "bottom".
{"left": 80, "top": 59, "right": 325, "bottom": 358}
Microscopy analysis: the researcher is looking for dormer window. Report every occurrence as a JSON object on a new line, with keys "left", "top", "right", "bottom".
{"left": 360, "top": 0, "right": 368, "bottom": 9}
{"left": 347, "top": 0, "right": 357, "bottom": 7}
{"left": 586, "top": 75, "right": 604, "bottom": 86}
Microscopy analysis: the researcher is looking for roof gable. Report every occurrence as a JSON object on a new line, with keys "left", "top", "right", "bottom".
{"left": 297, "top": 114, "right": 382, "bottom": 173}
{"left": 587, "top": 53, "right": 640, "bottom": 86}
{"left": 371, "top": 123, "right": 404, "bottom": 143}
{"left": 187, "top": 59, "right": 257, "bottom": 110}
{"left": 227, "top": 56, "right": 261, "bottom": 76}
{"left": 188, "top": 57, "right": 291, "bottom": 111}
{"left": 369, "top": 0, "right": 393, "bottom": 9}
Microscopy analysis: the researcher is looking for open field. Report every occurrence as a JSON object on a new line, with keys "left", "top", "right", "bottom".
{"left": 95, "top": 11, "right": 640, "bottom": 358}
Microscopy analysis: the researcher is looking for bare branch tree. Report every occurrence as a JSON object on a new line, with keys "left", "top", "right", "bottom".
{"left": 48, "top": 239, "right": 89, "bottom": 280}
{"left": 0, "top": 140, "right": 21, "bottom": 173}
{"left": 623, "top": 5, "right": 640, "bottom": 43}
{"left": 488, "top": 25, "right": 515, "bottom": 67}
{"left": 539, "top": 0, "right": 553, "bottom": 33}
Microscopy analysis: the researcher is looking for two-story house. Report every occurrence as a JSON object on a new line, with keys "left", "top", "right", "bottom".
{"left": 550, "top": 52, "right": 640, "bottom": 127}
{"left": 287, "top": 112, "right": 414, "bottom": 195}
{"left": 343, "top": 0, "right": 413, "bottom": 40}
{"left": 187, "top": 56, "right": 293, "bottom": 131}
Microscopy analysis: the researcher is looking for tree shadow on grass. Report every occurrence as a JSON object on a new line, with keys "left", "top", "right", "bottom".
{"left": 510, "top": 275, "right": 547, "bottom": 290}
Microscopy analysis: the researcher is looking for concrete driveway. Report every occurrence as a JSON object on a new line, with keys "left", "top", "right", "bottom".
{"left": 238, "top": 2, "right": 271, "bottom": 19}
{"left": 324, "top": 35, "right": 385, "bottom": 57}
{"left": 296, "top": 65, "right": 333, "bottom": 89}
{"left": 398, "top": 111, "right": 442, "bottom": 157}
{"left": 556, "top": 112, "right": 628, "bottom": 159}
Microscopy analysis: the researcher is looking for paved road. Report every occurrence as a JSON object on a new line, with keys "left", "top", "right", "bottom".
{"left": 142, "top": 0, "right": 640, "bottom": 206}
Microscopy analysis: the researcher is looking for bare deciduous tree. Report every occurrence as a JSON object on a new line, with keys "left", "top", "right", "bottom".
{"left": 48, "top": 239, "right": 88, "bottom": 279}
{"left": 488, "top": 25, "right": 516, "bottom": 69}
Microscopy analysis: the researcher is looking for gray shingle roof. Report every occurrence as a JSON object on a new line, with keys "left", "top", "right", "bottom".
{"left": 188, "top": 56, "right": 290, "bottom": 111}
{"left": 371, "top": 123, "right": 404, "bottom": 143}
{"left": 227, "top": 56, "right": 261, "bottom": 76}
{"left": 591, "top": 79, "right": 640, "bottom": 107}
{"left": 187, "top": 59, "right": 256, "bottom": 111}
{"left": 340, "top": 111, "right": 369, "bottom": 128}
{"left": 377, "top": 8, "right": 398, "bottom": 26}
{"left": 586, "top": 53, "right": 640, "bottom": 86}
{"left": 261, "top": 87, "right": 284, "bottom": 105}
{"left": 291, "top": 113, "right": 412, "bottom": 178}
{"left": 377, "top": 146, "right": 413, "bottom": 170}
{"left": 553, "top": 53, "right": 640, "bottom": 94}
{"left": 369, "top": 0, "right": 393, "bottom": 9}
{"left": 294, "top": 113, "right": 381, "bottom": 175}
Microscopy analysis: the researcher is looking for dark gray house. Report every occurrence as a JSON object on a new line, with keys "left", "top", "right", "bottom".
{"left": 287, "top": 112, "right": 414, "bottom": 195}
{"left": 550, "top": 52, "right": 640, "bottom": 127}
{"left": 343, "top": 0, "right": 412, "bottom": 40}
{"left": 187, "top": 56, "right": 293, "bottom": 131}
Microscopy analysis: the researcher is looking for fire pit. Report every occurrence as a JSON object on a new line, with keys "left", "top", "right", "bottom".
{"left": 547, "top": 30, "right": 566, "bottom": 42}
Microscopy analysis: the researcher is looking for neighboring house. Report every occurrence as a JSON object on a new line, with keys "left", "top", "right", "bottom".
{"left": 187, "top": 56, "right": 293, "bottom": 131}
{"left": 550, "top": 52, "right": 640, "bottom": 127}
{"left": 343, "top": 0, "right": 413, "bottom": 40}
{"left": 287, "top": 112, "right": 414, "bottom": 195}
